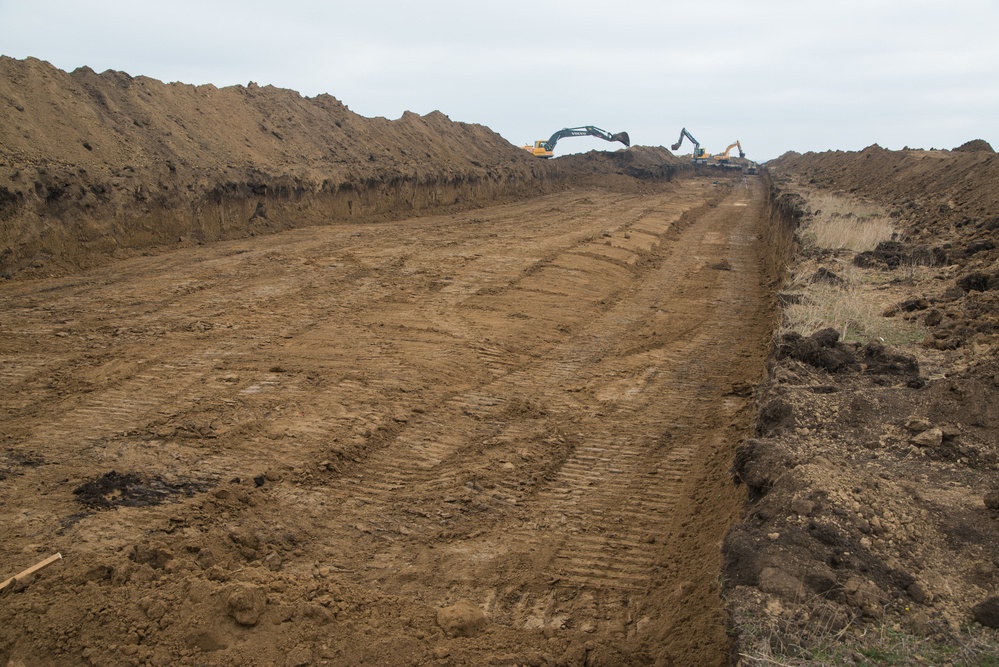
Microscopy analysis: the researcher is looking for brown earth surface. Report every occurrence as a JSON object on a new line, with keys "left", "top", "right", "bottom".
{"left": 1, "top": 57, "right": 771, "bottom": 667}
{"left": 1, "top": 175, "right": 768, "bottom": 667}
{"left": 4, "top": 54, "right": 999, "bottom": 667}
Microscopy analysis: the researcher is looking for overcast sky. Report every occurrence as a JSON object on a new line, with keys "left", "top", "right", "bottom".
{"left": 2, "top": 0, "right": 997, "bottom": 161}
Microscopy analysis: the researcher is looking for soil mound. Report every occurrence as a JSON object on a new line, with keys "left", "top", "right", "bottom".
{"left": 2, "top": 57, "right": 683, "bottom": 278}
{"left": 0, "top": 56, "right": 680, "bottom": 277}
{"left": 955, "top": 139, "right": 995, "bottom": 153}
{"left": 551, "top": 145, "right": 683, "bottom": 191}
{"left": 8, "top": 57, "right": 501, "bottom": 276}
{"left": 730, "top": 145, "right": 999, "bottom": 663}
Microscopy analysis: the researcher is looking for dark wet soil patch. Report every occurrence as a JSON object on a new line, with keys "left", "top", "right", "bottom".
{"left": 72, "top": 470, "right": 212, "bottom": 509}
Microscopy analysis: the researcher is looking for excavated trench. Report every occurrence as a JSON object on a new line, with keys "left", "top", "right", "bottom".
{"left": 0, "top": 166, "right": 797, "bottom": 666}
{"left": 1, "top": 166, "right": 558, "bottom": 276}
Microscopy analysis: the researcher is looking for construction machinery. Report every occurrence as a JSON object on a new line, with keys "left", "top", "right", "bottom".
{"left": 715, "top": 141, "right": 745, "bottom": 162}
{"left": 522, "top": 126, "right": 631, "bottom": 158}
{"left": 670, "top": 127, "right": 709, "bottom": 164}
{"left": 710, "top": 140, "right": 748, "bottom": 169}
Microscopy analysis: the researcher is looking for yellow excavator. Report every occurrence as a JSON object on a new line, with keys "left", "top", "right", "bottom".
{"left": 714, "top": 141, "right": 745, "bottom": 163}
{"left": 709, "top": 140, "right": 749, "bottom": 169}
{"left": 670, "top": 128, "right": 710, "bottom": 164}
{"left": 522, "top": 126, "right": 631, "bottom": 158}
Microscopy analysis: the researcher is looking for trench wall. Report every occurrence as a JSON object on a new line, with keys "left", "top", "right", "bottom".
{"left": 0, "top": 167, "right": 562, "bottom": 277}
{"left": 757, "top": 171, "right": 804, "bottom": 291}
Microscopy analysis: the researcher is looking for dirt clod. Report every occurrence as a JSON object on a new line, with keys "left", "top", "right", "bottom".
{"left": 226, "top": 583, "right": 268, "bottom": 626}
{"left": 436, "top": 601, "right": 488, "bottom": 637}
{"left": 972, "top": 598, "right": 999, "bottom": 629}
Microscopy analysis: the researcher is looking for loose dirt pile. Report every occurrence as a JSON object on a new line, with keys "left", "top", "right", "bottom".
{"left": 727, "top": 145, "right": 999, "bottom": 664}
{"left": 0, "top": 56, "right": 680, "bottom": 279}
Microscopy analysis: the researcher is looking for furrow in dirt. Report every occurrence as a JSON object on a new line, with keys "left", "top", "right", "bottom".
{"left": 271, "top": 179, "right": 771, "bottom": 661}
{"left": 0, "top": 175, "right": 771, "bottom": 667}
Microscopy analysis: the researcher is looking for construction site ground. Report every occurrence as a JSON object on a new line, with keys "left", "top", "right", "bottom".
{"left": 1, "top": 175, "right": 770, "bottom": 666}
{"left": 5, "top": 57, "right": 999, "bottom": 667}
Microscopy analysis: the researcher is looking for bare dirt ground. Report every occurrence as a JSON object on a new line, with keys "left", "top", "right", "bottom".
{"left": 1, "top": 172, "right": 771, "bottom": 666}
{"left": 7, "top": 55, "right": 998, "bottom": 667}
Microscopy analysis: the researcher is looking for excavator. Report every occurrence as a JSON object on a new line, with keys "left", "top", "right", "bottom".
{"left": 711, "top": 140, "right": 747, "bottom": 168}
{"left": 715, "top": 141, "right": 745, "bottom": 161}
{"left": 670, "top": 128, "right": 710, "bottom": 164}
{"left": 522, "top": 126, "right": 631, "bottom": 158}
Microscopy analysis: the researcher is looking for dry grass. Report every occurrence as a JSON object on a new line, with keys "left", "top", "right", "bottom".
{"left": 735, "top": 606, "right": 999, "bottom": 667}
{"left": 780, "top": 264, "right": 925, "bottom": 345}
{"left": 739, "top": 628, "right": 999, "bottom": 667}
{"left": 802, "top": 194, "right": 897, "bottom": 253}
{"left": 779, "top": 193, "right": 925, "bottom": 344}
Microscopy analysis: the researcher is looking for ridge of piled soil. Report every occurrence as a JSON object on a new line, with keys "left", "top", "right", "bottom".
{"left": 0, "top": 56, "right": 681, "bottom": 278}
{"left": 726, "top": 145, "right": 999, "bottom": 664}
{"left": 769, "top": 143, "right": 998, "bottom": 257}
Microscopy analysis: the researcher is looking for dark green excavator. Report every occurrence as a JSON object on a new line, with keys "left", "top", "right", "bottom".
{"left": 522, "top": 126, "right": 631, "bottom": 158}
{"left": 671, "top": 127, "right": 710, "bottom": 164}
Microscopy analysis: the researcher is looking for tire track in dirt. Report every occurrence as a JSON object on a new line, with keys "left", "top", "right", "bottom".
{"left": 0, "top": 177, "right": 767, "bottom": 667}
{"left": 457, "top": 188, "right": 764, "bottom": 635}
{"left": 2, "top": 187, "right": 688, "bottom": 508}
{"left": 263, "top": 193, "right": 709, "bottom": 513}
{"left": 260, "top": 181, "right": 768, "bottom": 663}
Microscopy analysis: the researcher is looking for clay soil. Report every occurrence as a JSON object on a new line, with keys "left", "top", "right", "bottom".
{"left": 0, "top": 174, "right": 771, "bottom": 667}
{"left": 1, "top": 58, "right": 771, "bottom": 666}
{"left": 4, "top": 55, "right": 999, "bottom": 667}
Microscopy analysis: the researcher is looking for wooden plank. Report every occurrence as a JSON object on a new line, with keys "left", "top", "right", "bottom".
{"left": 0, "top": 553, "right": 63, "bottom": 591}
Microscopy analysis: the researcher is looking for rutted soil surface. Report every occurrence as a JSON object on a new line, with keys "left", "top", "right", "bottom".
{"left": 0, "top": 175, "right": 771, "bottom": 666}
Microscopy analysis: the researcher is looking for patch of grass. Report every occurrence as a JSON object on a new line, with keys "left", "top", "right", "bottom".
{"left": 801, "top": 194, "right": 897, "bottom": 253}
{"left": 736, "top": 611, "right": 999, "bottom": 667}
{"left": 806, "top": 215, "right": 896, "bottom": 253}
{"left": 781, "top": 268, "right": 927, "bottom": 345}
{"left": 777, "top": 192, "right": 928, "bottom": 345}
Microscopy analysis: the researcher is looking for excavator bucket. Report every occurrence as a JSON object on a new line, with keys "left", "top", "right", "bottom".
{"left": 612, "top": 132, "right": 631, "bottom": 147}
{"left": 670, "top": 141, "right": 682, "bottom": 151}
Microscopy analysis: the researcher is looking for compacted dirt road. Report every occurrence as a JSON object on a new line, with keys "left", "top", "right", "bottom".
{"left": 1, "top": 176, "right": 771, "bottom": 666}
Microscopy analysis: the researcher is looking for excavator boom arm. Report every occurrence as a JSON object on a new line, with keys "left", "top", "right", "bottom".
{"left": 544, "top": 126, "right": 630, "bottom": 151}
{"left": 670, "top": 127, "right": 700, "bottom": 153}
{"left": 720, "top": 141, "right": 745, "bottom": 159}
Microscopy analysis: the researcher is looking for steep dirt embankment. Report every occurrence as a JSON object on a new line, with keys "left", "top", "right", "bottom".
{"left": 0, "top": 56, "right": 548, "bottom": 276}
{"left": 770, "top": 143, "right": 999, "bottom": 268}
{"left": 0, "top": 56, "right": 682, "bottom": 278}
{"left": 725, "top": 145, "right": 999, "bottom": 664}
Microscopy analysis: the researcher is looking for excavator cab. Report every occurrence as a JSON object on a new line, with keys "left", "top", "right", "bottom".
{"left": 524, "top": 140, "right": 554, "bottom": 158}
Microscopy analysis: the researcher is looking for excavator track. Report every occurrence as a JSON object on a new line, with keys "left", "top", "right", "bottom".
{"left": 0, "top": 176, "right": 770, "bottom": 666}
